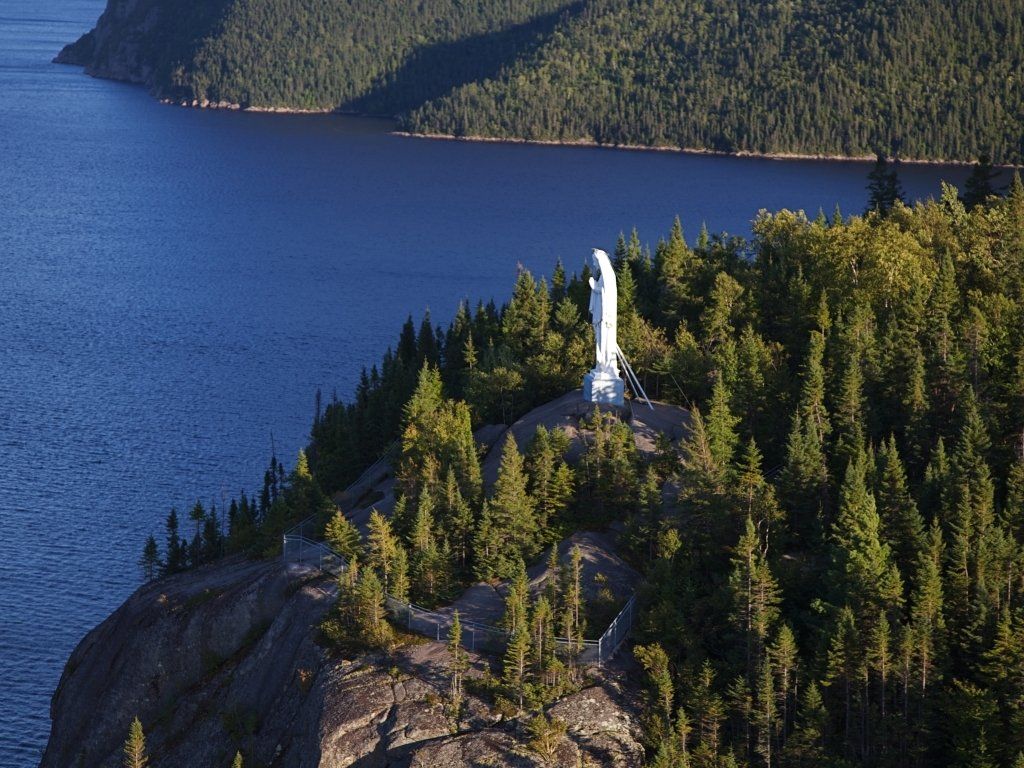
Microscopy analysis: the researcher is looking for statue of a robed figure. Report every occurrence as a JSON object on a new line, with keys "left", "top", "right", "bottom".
{"left": 583, "top": 248, "right": 625, "bottom": 406}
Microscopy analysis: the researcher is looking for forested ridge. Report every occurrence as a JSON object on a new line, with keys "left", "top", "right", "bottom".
{"left": 63, "top": 0, "right": 1024, "bottom": 162}
{"left": 140, "top": 175, "right": 1024, "bottom": 766}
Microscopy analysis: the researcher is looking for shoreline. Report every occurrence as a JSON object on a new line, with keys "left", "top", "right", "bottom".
{"left": 394, "top": 131, "right": 1009, "bottom": 168}
{"left": 144, "top": 96, "right": 1013, "bottom": 170}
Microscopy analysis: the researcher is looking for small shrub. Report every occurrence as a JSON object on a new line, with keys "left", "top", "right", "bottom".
{"left": 527, "top": 714, "right": 568, "bottom": 762}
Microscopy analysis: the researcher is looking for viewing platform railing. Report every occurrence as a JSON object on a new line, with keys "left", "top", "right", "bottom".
{"left": 283, "top": 524, "right": 634, "bottom": 665}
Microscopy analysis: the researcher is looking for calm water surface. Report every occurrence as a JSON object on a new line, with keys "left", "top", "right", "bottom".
{"left": 0, "top": 1, "right": 982, "bottom": 764}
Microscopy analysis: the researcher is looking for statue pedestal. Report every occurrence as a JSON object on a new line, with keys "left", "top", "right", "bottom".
{"left": 583, "top": 368, "right": 625, "bottom": 406}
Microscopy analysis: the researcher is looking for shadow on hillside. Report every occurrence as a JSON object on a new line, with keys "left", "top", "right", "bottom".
{"left": 341, "top": 1, "right": 586, "bottom": 117}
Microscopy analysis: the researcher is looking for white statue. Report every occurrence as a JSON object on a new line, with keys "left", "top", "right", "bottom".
{"left": 583, "top": 248, "right": 625, "bottom": 406}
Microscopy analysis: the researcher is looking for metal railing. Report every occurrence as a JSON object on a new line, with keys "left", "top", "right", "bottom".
{"left": 282, "top": 535, "right": 347, "bottom": 576}
{"left": 594, "top": 594, "right": 635, "bottom": 663}
{"left": 384, "top": 597, "right": 509, "bottom": 653}
{"left": 283, "top": 534, "right": 635, "bottom": 665}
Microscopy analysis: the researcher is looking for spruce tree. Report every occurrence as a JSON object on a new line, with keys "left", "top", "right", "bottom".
{"left": 780, "top": 683, "right": 827, "bottom": 766}
{"left": 447, "top": 610, "right": 469, "bottom": 712}
{"left": 962, "top": 155, "right": 1000, "bottom": 209}
{"left": 122, "top": 717, "right": 148, "bottom": 768}
{"left": 832, "top": 352, "right": 866, "bottom": 479}
{"left": 164, "top": 507, "right": 185, "bottom": 574}
{"left": 706, "top": 378, "right": 741, "bottom": 473}
{"left": 366, "top": 510, "right": 401, "bottom": 594}
{"left": 324, "top": 509, "right": 361, "bottom": 560}
{"left": 911, "top": 520, "right": 945, "bottom": 695}
{"left": 655, "top": 217, "right": 697, "bottom": 328}
{"left": 866, "top": 153, "right": 904, "bottom": 215}
{"left": 388, "top": 535, "right": 408, "bottom": 595}
{"left": 635, "top": 643, "right": 675, "bottom": 745}
{"left": 438, "top": 467, "right": 474, "bottom": 570}
{"left": 503, "top": 623, "right": 530, "bottom": 711}
{"left": 831, "top": 453, "right": 903, "bottom": 623}
{"left": 560, "top": 545, "right": 587, "bottom": 657}
{"left": 473, "top": 434, "right": 537, "bottom": 580}
{"left": 139, "top": 535, "right": 161, "bottom": 581}
{"left": 729, "top": 516, "right": 781, "bottom": 682}
{"left": 875, "top": 436, "right": 925, "bottom": 591}
{"left": 769, "top": 624, "right": 799, "bottom": 741}
{"left": 530, "top": 595, "right": 557, "bottom": 687}
{"left": 350, "top": 566, "right": 392, "bottom": 649}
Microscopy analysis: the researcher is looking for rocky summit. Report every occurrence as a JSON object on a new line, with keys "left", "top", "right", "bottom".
{"left": 42, "top": 554, "right": 645, "bottom": 767}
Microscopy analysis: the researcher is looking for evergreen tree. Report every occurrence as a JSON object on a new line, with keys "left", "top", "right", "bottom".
{"left": 831, "top": 453, "right": 903, "bottom": 624}
{"left": 560, "top": 545, "right": 587, "bottom": 658}
{"left": 391, "top": 543, "right": 410, "bottom": 601}
{"left": 779, "top": 683, "right": 827, "bottom": 766}
{"left": 139, "top": 535, "right": 161, "bottom": 581}
{"left": 447, "top": 610, "right": 469, "bottom": 712}
{"left": 963, "top": 155, "right": 1000, "bottom": 209}
{"left": 706, "top": 378, "right": 741, "bottom": 473}
{"left": 324, "top": 509, "right": 361, "bottom": 560}
{"left": 122, "top": 717, "right": 148, "bottom": 768}
{"left": 530, "top": 595, "right": 558, "bottom": 687}
{"left": 875, "top": 436, "right": 925, "bottom": 592}
{"left": 655, "top": 217, "right": 697, "bottom": 328}
{"left": 636, "top": 643, "right": 675, "bottom": 746}
{"left": 473, "top": 434, "right": 537, "bottom": 580}
{"left": 866, "top": 153, "right": 905, "bottom": 215}
{"left": 346, "top": 566, "right": 393, "bottom": 649}
{"left": 366, "top": 510, "right": 401, "bottom": 594}
{"left": 164, "top": 507, "right": 186, "bottom": 574}
{"left": 729, "top": 516, "right": 781, "bottom": 683}
{"left": 503, "top": 623, "right": 530, "bottom": 711}
{"left": 911, "top": 520, "right": 945, "bottom": 696}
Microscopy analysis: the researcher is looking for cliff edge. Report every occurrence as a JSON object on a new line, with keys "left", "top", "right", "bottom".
{"left": 42, "top": 555, "right": 645, "bottom": 767}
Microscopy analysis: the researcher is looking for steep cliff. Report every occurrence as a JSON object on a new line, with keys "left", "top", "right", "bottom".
{"left": 43, "top": 555, "right": 645, "bottom": 767}
{"left": 54, "top": 0, "right": 231, "bottom": 90}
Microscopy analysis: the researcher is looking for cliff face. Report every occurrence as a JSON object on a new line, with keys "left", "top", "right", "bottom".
{"left": 53, "top": 0, "right": 230, "bottom": 93}
{"left": 43, "top": 555, "right": 645, "bottom": 767}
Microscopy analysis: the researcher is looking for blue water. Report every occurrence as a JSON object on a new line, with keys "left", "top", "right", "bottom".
{"left": 0, "top": 1, "right": 984, "bottom": 764}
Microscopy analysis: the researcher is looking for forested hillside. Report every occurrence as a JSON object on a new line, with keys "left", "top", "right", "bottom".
{"left": 316, "top": 178, "right": 1024, "bottom": 766}
{"left": 144, "top": 176, "right": 1024, "bottom": 765}
{"left": 62, "top": 0, "right": 1024, "bottom": 162}
{"left": 406, "top": 0, "right": 1024, "bottom": 163}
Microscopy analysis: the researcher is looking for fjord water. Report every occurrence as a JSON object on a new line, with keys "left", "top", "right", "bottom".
{"left": 0, "top": 1, "right": 979, "bottom": 763}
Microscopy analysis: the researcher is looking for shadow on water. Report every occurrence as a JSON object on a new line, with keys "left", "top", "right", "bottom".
{"left": 342, "top": 2, "right": 586, "bottom": 117}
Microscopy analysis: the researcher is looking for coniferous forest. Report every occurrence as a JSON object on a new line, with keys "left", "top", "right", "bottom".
{"left": 142, "top": 175, "right": 1024, "bottom": 766}
{"left": 63, "top": 0, "right": 1024, "bottom": 162}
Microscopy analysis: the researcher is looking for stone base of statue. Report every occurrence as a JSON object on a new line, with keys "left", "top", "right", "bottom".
{"left": 583, "top": 367, "right": 625, "bottom": 406}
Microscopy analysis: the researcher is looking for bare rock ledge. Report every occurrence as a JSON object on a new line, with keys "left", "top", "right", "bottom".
{"left": 42, "top": 555, "right": 645, "bottom": 767}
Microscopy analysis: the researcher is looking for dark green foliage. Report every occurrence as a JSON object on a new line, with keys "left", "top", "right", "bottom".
{"left": 406, "top": 0, "right": 1024, "bottom": 164}
{"left": 474, "top": 434, "right": 538, "bottom": 581}
{"left": 321, "top": 559, "right": 394, "bottom": 651}
{"left": 138, "top": 535, "right": 161, "bottom": 581}
{"left": 67, "top": 0, "right": 1024, "bottom": 162}
{"left": 131, "top": 184, "right": 1024, "bottom": 766}
{"left": 963, "top": 155, "right": 1002, "bottom": 210}
{"left": 866, "top": 153, "right": 906, "bottom": 215}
